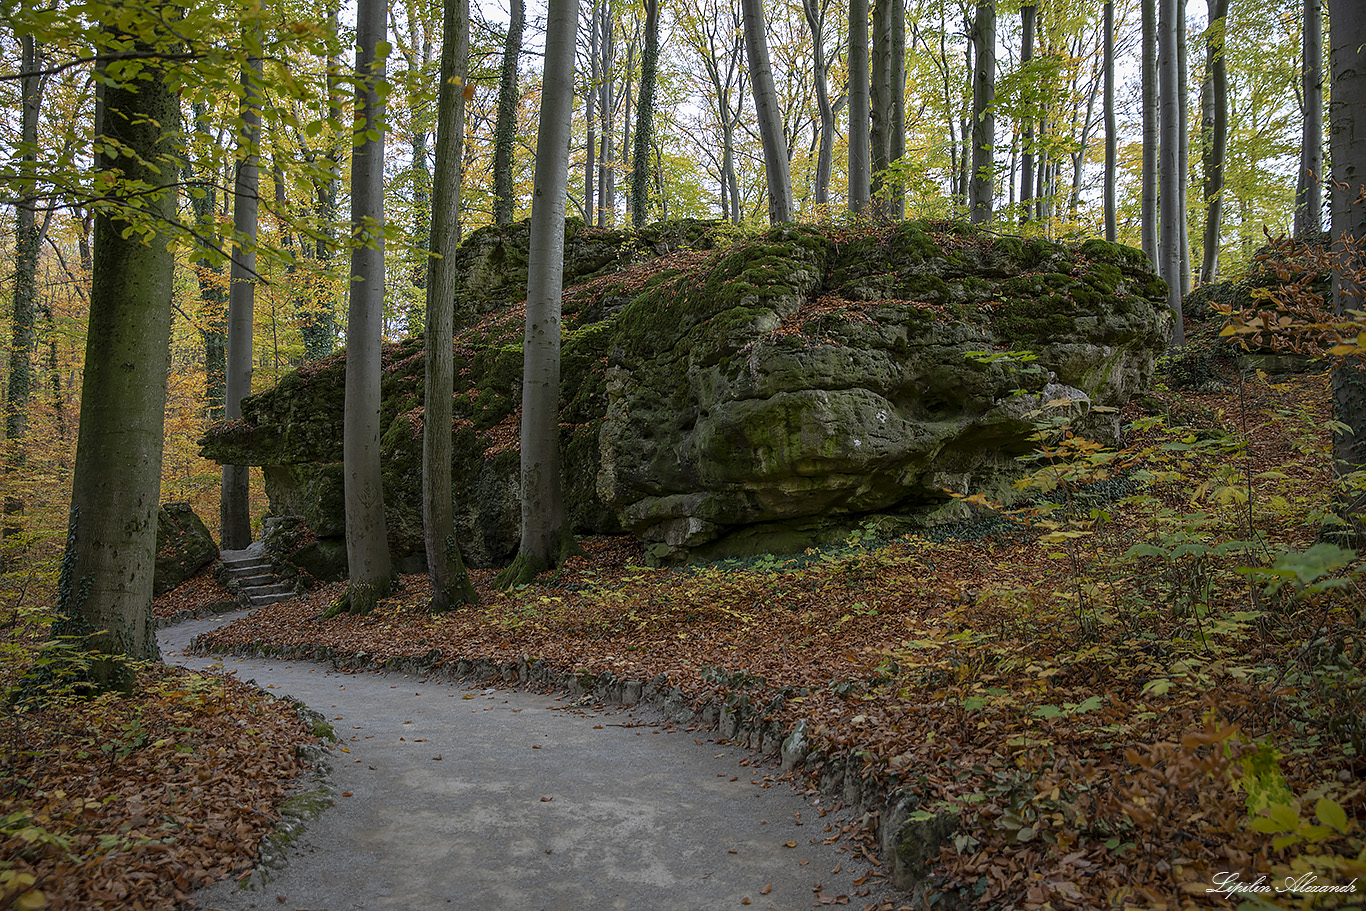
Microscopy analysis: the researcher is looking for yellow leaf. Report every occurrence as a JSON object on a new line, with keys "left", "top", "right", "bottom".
{"left": 15, "top": 890, "right": 47, "bottom": 911}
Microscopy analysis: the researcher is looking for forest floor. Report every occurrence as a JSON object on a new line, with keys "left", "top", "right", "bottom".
{"left": 4, "top": 366, "right": 1365, "bottom": 911}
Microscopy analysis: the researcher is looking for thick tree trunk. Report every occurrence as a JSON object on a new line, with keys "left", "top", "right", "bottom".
{"left": 848, "top": 0, "right": 870, "bottom": 214}
{"left": 1159, "top": 0, "right": 1185, "bottom": 346}
{"left": 1200, "top": 0, "right": 1228, "bottom": 283}
{"left": 969, "top": 0, "right": 995, "bottom": 224}
{"left": 1297, "top": 0, "right": 1324, "bottom": 237}
{"left": 631, "top": 0, "right": 659, "bottom": 226}
{"left": 55, "top": 25, "right": 181, "bottom": 687}
{"left": 1142, "top": 0, "right": 1159, "bottom": 268}
{"left": 493, "top": 0, "right": 524, "bottom": 225}
{"left": 741, "top": 0, "right": 792, "bottom": 223}
{"left": 1104, "top": 1, "right": 1117, "bottom": 242}
{"left": 1329, "top": 0, "right": 1366, "bottom": 538}
{"left": 1020, "top": 3, "right": 1035, "bottom": 223}
{"left": 496, "top": 0, "right": 582, "bottom": 587}
{"left": 337, "top": 0, "right": 393, "bottom": 615}
{"left": 221, "top": 48, "right": 261, "bottom": 552}
{"left": 423, "top": 0, "right": 477, "bottom": 612}
{"left": 869, "top": 0, "right": 892, "bottom": 215}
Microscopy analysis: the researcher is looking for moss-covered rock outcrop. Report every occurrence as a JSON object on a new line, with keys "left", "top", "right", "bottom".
{"left": 201, "top": 219, "right": 1169, "bottom": 568}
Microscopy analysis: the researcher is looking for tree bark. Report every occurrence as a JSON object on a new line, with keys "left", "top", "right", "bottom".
{"left": 803, "top": 0, "right": 835, "bottom": 212}
{"left": 586, "top": 0, "right": 598, "bottom": 225}
{"left": 1159, "top": 0, "right": 1184, "bottom": 346}
{"left": 1104, "top": 1, "right": 1117, "bottom": 242}
{"left": 221, "top": 43, "right": 261, "bottom": 552}
{"left": 496, "top": 0, "right": 582, "bottom": 587}
{"left": 741, "top": 0, "right": 792, "bottom": 223}
{"left": 1329, "top": 0, "right": 1366, "bottom": 538}
{"left": 869, "top": 0, "right": 893, "bottom": 215}
{"left": 1297, "top": 0, "right": 1324, "bottom": 237}
{"left": 55, "top": 19, "right": 181, "bottom": 687}
{"left": 336, "top": 0, "right": 393, "bottom": 614}
{"left": 1020, "top": 2, "right": 1035, "bottom": 223}
{"left": 1200, "top": 0, "right": 1228, "bottom": 282}
{"left": 847, "top": 0, "right": 870, "bottom": 214}
{"left": 423, "top": 0, "right": 477, "bottom": 612}
{"left": 598, "top": 2, "right": 615, "bottom": 227}
{"left": 969, "top": 0, "right": 996, "bottom": 225}
{"left": 5, "top": 32, "right": 45, "bottom": 448}
{"left": 1142, "top": 0, "right": 1159, "bottom": 268}
{"left": 1177, "top": 0, "right": 1191, "bottom": 296}
{"left": 631, "top": 0, "right": 659, "bottom": 226}
{"left": 493, "top": 0, "right": 524, "bottom": 225}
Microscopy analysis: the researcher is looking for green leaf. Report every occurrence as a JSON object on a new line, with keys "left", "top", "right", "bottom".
{"left": 1315, "top": 797, "right": 1349, "bottom": 834}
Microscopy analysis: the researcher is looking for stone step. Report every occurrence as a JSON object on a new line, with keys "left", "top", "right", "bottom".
{"left": 233, "top": 572, "right": 277, "bottom": 587}
{"left": 241, "top": 581, "right": 295, "bottom": 597}
{"left": 222, "top": 556, "right": 271, "bottom": 572}
{"left": 245, "top": 591, "right": 295, "bottom": 608}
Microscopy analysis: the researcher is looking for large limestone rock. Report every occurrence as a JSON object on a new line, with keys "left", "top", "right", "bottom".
{"left": 201, "top": 220, "right": 1169, "bottom": 567}
{"left": 154, "top": 502, "right": 218, "bottom": 595}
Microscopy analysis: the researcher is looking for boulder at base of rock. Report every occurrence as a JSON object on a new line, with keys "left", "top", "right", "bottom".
{"left": 200, "top": 220, "right": 1169, "bottom": 567}
{"left": 154, "top": 502, "right": 218, "bottom": 595}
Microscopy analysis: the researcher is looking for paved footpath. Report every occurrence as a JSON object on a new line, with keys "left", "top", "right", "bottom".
{"left": 159, "top": 614, "right": 897, "bottom": 911}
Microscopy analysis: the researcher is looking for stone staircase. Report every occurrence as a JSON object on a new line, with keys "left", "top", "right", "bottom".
{"left": 220, "top": 545, "right": 297, "bottom": 609}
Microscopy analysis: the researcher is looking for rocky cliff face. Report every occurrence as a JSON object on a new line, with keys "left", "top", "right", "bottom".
{"left": 201, "top": 219, "right": 1169, "bottom": 571}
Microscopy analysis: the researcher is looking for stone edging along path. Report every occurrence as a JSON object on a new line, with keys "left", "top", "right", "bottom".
{"left": 189, "top": 631, "right": 967, "bottom": 908}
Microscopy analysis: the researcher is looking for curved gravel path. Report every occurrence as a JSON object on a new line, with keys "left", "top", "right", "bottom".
{"left": 159, "top": 613, "right": 898, "bottom": 911}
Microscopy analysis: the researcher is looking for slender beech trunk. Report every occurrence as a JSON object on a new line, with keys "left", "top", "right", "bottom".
{"left": 1159, "top": 0, "right": 1184, "bottom": 346}
{"left": 302, "top": 5, "right": 343, "bottom": 362}
{"left": 889, "top": 0, "right": 905, "bottom": 219}
{"left": 741, "top": 0, "right": 792, "bottom": 223}
{"left": 1200, "top": 0, "right": 1228, "bottom": 282}
{"left": 496, "top": 0, "right": 582, "bottom": 587}
{"left": 187, "top": 104, "right": 226, "bottom": 421}
{"left": 586, "top": 0, "right": 598, "bottom": 225}
{"left": 631, "top": 0, "right": 659, "bottom": 226}
{"left": 6, "top": 33, "right": 45, "bottom": 449}
{"left": 848, "top": 0, "right": 870, "bottom": 214}
{"left": 335, "top": 0, "right": 393, "bottom": 614}
{"left": 423, "top": 0, "right": 477, "bottom": 611}
{"left": 598, "top": 3, "right": 615, "bottom": 227}
{"left": 493, "top": 0, "right": 524, "bottom": 225}
{"left": 1020, "top": 2, "right": 1035, "bottom": 223}
{"left": 221, "top": 45, "right": 261, "bottom": 552}
{"left": 1297, "top": 0, "right": 1324, "bottom": 237}
{"left": 1177, "top": 0, "right": 1191, "bottom": 295}
{"left": 869, "top": 0, "right": 893, "bottom": 215}
{"left": 1104, "top": 1, "right": 1117, "bottom": 242}
{"left": 55, "top": 21, "right": 180, "bottom": 686}
{"left": 1142, "top": 0, "right": 1159, "bottom": 268}
{"left": 804, "top": 0, "right": 835, "bottom": 211}
{"left": 969, "top": 0, "right": 995, "bottom": 224}
{"left": 410, "top": 36, "right": 433, "bottom": 291}
{"left": 1329, "top": 0, "right": 1366, "bottom": 537}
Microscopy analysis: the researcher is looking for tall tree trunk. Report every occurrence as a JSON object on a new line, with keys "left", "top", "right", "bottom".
{"left": 889, "top": 0, "right": 905, "bottom": 219}
{"left": 1104, "top": 0, "right": 1117, "bottom": 242}
{"left": 1142, "top": 0, "right": 1159, "bottom": 268}
{"left": 5, "top": 32, "right": 45, "bottom": 450}
{"left": 410, "top": 34, "right": 433, "bottom": 291}
{"left": 54, "top": 19, "right": 180, "bottom": 688}
{"left": 423, "top": 0, "right": 477, "bottom": 612}
{"left": 586, "top": 0, "right": 598, "bottom": 225}
{"left": 1159, "top": 0, "right": 1185, "bottom": 346}
{"left": 1329, "top": 0, "right": 1366, "bottom": 538}
{"left": 848, "top": 0, "right": 870, "bottom": 214}
{"left": 496, "top": 0, "right": 582, "bottom": 587}
{"left": 969, "top": 0, "right": 995, "bottom": 224}
{"left": 187, "top": 103, "right": 226, "bottom": 422}
{"left": 221, "top": 43, "right": 262, "bottom": 552}
{"left": 803, "top": 0, "right": 835, "bottom": 212}
{"left": 493, "top": 0, "right": 524, "bottom": 225}
{"left": 1020, "top": 2, "right": 1035, "bottom": 223}
{"left": 631, "top": 0, "right": 659, "bottom": 227}
{"left": 1200, "top": 0, "right": 1228, "bottom": 282}
{"left": 336, "top": 0, "right": 394, "bottom": 615}
{"left": 598, "top": 2, "right": 615, "bottom": 227}
{"left": 301, "top": 4, "right": 343, "bottom": 362}
{"left": 1177, "top": 0, "right": 1191, "bottom": 295}
{"left": 869, "top": 0, "right": 893, "bottom": 216}
{"left": 1297, "top": 0, "right": 1324, "bottom": 237}
{"left": 741, "top": 0, "right": 792, "bottom": 223}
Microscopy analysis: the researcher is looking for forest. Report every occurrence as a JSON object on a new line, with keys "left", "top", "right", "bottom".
{"left": 2, "top": 0, "right": 1366, "bottom": 907}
